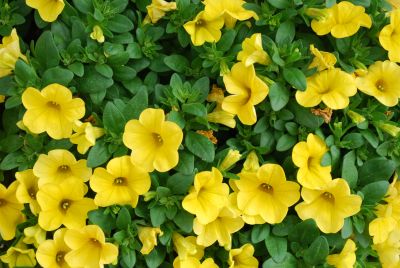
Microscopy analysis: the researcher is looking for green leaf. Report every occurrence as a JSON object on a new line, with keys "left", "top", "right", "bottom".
{"left": 167, "top": 173, "right": 194, "bottom": 194}
{"left": 276, "top": 134, "right": 296, "bottom": 152}
{"left": 191, "top": 77, "right": 210, "bottom": 103}
{"left": 87, "top": 140, "right": 112, "bottom": 167}
{"left": 361, "top": 181, "right": 389, "bottom": 206}
{"left": 0, "top": 135, "right": 24, "bottom": 153}
{"left": 14, "top": 59, "right": 37, "bottom": 86}
{"left": 126, "top": 42, "right": 142, "bottom": 59}
{"left": 110, "top": 0, "right": 129, "bottom": 13}
{"left": 262, "top": 253, "right": 297, "bottom": 268}
{"left": 358, "top": 157, "right": 397, "bottom": 185}
{"left": 275, "top": 21, "right": 295, "bottom": 45}
{"left": 217, "top": 29, "right": 237, "bottom": 52}
{"left": 150, "top": 206, "right": 166, "bottom": 226}
{"left": 123, "top": 89, "right": 148, "bottom": 120}
{"left": 144, "top": 247, "right": 166, "bottom": 268}
{"left": 95, "top": 64, "right": 113, "bottom": 78}
{"left": 265, "top": 235, "right": 287, "bottom": 263}
{"left": 113, "top": 66, "right": 137, "bottom": 81}
{"left": 269, "top": 82, "right": 290, "bottom": 111}
{"left": 173, "top": 210, "right": 194, "bottom": 233}
{"left": 68, "top": 62, "right": 84, "bottom": 77}
{"left": 283, "top": 67, "right": 306, "bottom": 91}
{"left": 288, "top": 219, "right": 320, "bottom": 246}
{"left": 341, "top": 151, "right": 358, "bottom": 188}
{"left": 0, "top": 151, "right": 25, "bottom": 170}
{"left": 108, "top": 14, "right": 134, "bottom": 33}
{"left": 289, "top": 102, "right": 324, "bottom": 130}
{"left": 72, "top": 0, "right": 92, "bottom": 13}
{"left": 35, "top": 31, "right": 61, "bottom": 70}
{"left": 164, "top": 54, "right": 189, "bottom": 73}
{"left": 103, "top": 102, "right": 126, "bottom": 134}
{"left": 251, "top": 224, "right": 270, "bottom": 243}
{"left": 182, "top": 103, "right": 207, "bottom": 117}
{"left": 342, "top": 133, "right": 364, "bottom": 149}
{"left": 88, "top": 208, "right": 115, "bottom": 234}
{"left": 77, "top": 66, "right": 114, "bottom": 94}
{"left": 116, "top": 207, "right": 132, "bottom": 229}
{"left": 303, "top": 236, "right": 329, "bottom": 265}
{"left": 42, "top": 67, "right": 74, "bottom": 86}
{"left": 267, "top": 0, "right": 291, "bottom": 8}
{"left": 120, "top": 246, "right": 136, "bottom": 268}
{"left": 166, "top": 110, "right": 185, "bottom": 129}
{"left": 185, "top": 131, "right": 215, "bottom": 162}
{"left": 174, "top": 151, "right": 194, "bottom": 175}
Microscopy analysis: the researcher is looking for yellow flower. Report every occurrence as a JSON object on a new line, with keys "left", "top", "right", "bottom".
{"left": 23, "top": 224, "right": 46, "bottom": 248}
{"left": 356, "top": 61, "right": 400, "bottom": 107}
{"left": 295, "top": 178, "right": 362, "bottom": 233}
{"left": 218, "top": 149, "right": 241, "bottom": 171}
{"left": 228, "top": 243, "right": 258, "bottom": 268}
{"left": 183, "top": 11, "right": 224, "bottom": 46}
{"left": 138, "top": 227, "right": 163, "bottom": 255}
{"left": 203, "top": 0, "right": 258, "bottom": 28}
{"left": 373, "top": 229, "right": 400, "bottom": 268}
{"left": 70, "top": 121, "right": 104, "bottom": 154}
{"left": 36, "top": 228, "right": 71, "bottom": 268}
{"left": 0, "top": 28, "right": 27, "bottom": 78}
{"left": 0, "top": 181, "right": 24, "bottom": 240}
{"left": 22, "top": 84, "right": 85, "bottom": 139}
{"left": 229, "top": 190, "right": 265, "bottom": 224}
{"left": 309, "top": 44, "right": 336, "bottom": 71}
{"left": 37, "top": 179, "right": 97, "bottom": 231}
{"left": 388, "top": 0, "right": 400, "bottom": 9}
{"left": 242, "top": 151, "right": 260, "bottom": 172}
{"left": 90, "top": 25, "right": 105, "bottom": 43}
{"left": 173, "top": 257, "right": 219, "bottom": 268}
{"left": 326, "top": 239, "right": 357, "bottom": 268}
{"left": 193, "top": 205, "right": 244, "bottom": 249}
{"left": 237, "top": 33, "right": 270, "bottom": 67}
{"left": 146, "top": 0, "right": 177, "bottom": 23}
{"left": 90, "top": 156, "right": 151, "bottom": 207}
{"left": 295, "top": 68, "right": 357, "bottom": 110}
{"left": 207, "top": 110, "right": 236, "bottom": 128}
{"left": 380, "top": 9, "right": 400, "bottom": 63}
{"left": 26, "top": 0, "right": 65, "bottom": 22}
{"left": 182, "top": 167, "right": 230, "bottom": 224}
{"left": 369, "top": 216, "right": 397, "bottom": 245}
{"left": 0, "top": 242, "right": 36, "bottom": 268}
{"left": 221, "top": 62, "right": 269, "bottom": 125}
{"left": 64, "top": 225, "right": 119, "bottom": 267}
{"left": 33, "top": 149, "right": 92, "bottom": 187}
{"left": 311, "top": 1, "right": 371, "bottom": 38}
{"left": 292, "top": 133, "right": 332, "bottom": 189}
{"left": 0, "top": 95, "right": 4, "bottom": 103}
{"left": 123, "top": 108, "right": 183, "bottom": 172}
{"left": 172, "top": 233, "right": 204, "bottom": 260}
{"left": 235, "top": 163, "right": 300, "bottom": 224}
{"left": 15, "top": 169, "right": 40, "bottom": 215}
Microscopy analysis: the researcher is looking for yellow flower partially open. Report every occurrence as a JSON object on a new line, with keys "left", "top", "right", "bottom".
{"left": 138, "top": 227, "right": 163, "bottom": 255}
{"left": 172, "top": 233, "right": 204, "bottom": 260}
{"left": 15, "top": 169, "right": 40, "bottom": 215}
{"left": 36, "top": 228, "right": 71, "bottom": 268}
{"left": 90, "top": 25, "right": 105, "bottom": 43}
{"left": 373, "top": 229, "right": 400, "bottom": 268}
{"left": 237, "top": 33, "right": 270, "bottom": 67}
{"left": 228, "top": 243, "right": 258, "bottom": 268}
{"left": 183, "top": 11, "right": 224, "bottom": 46}
{"left": 0, "top": 181, "right": 24, "bottom": 240}
{"left": 70, "top": 121, "right": 104, "bottom": 154}
{"left": 23, "top": 224, "right": 46, "bottom": 248}
{"left": 379, "top": 9, "right": 400, "bottom": 63}
{"left": 0, "top": 28, "right": 27, "bottom": 78}
{"left": 0, "top": 241, "right": 36, "bottom": 268}
{"left": 26, "top": 0, "right": 65, "bottom": 22}
{"left": 309, "top": 44, "right": 336, "bottom": 71}
{"left": 146, "top": 0, "right": 177, "bottom": 24}
{"left": 326, "top": 239, "right": 357, "bottom": 268}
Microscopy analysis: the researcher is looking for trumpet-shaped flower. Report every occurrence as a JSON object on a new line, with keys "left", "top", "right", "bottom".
{"left": 173, "top": 257, "right": 219, "bottom": 268}
{"left": 33, "top": 149, "right": 92, "bottom": 187}
{"left": 0, "top": 181, "right": 24, "bottom": 240}
{"left": 295, "top": 68, "right": 357, "bottom": 110}
{"left": 36, "top": 228, "right": 71, "bottom": 268}
{"left": 235, "top": 164, "right": 300, "bottom": 224}
{"left": 309, "top": 44, "right": 336, "bottom": 71}
{"left": 90, "top": 156, "right": 150, "bottom": 207}
{"left": 90, "top": 26, "right": 105, "bottom": 43}
{"left": 15, "top": 169, "right": 40, "bottom": 215}
{"left": 22, "top": 84, "right": 85, "bottom": 139}
{"left": 138, "top": 227, "right": 163, "bottom": 255}
{"left": 218, "top": 149, "right": 241, "bottom": 171}
{"left": 237, "top": 33, "right": 270, "bottom": 67}
{"left": 379, "top": 9, "right": 400, "bottom": 63}
{"left": 123, "top": 108, "right": 183, "bottom": 172}
{"left": 228, "top": 243, "right": 258, "bottom": 268}
{"left": 146, "top": 0, "right": 177, "bottom": 23}
{"left": 207, "top": 110, "right": 236, "bottom": 128}
{"left": 183, "top": 11, "right": 224, "bottom": 46}
{"left": 311, "top": 1, "right": 371, "bottom": 38}
{"left": 182, "top": 167, "right": 229, "bottom": 224}
{"left": 23, "top": 224, "right": 46, "bottom": 248}
{"left": 356, "top": 61, "right": 400, "bottom": 107}
{"left": 326, "top": 239, "right": 357, "bottom": 268}
{"left": 64, "top": 225, "right": 119, "bottom": 268}
{"left": 0, "top": 28, "right": 27, "bottom": 78}
{"left": 292, "top": 133, "right": 331, "bottom": 189}
{"left": 373, "top": 229, "right": 400, "bottom": 268}
{"left": 172, "top": 233, "right": 204, "bottom": 260}
{"left": 0, "top": 242, "right": 36, "bottom": 268}
{"left": 242, "top": 151, "right": 260, "bottom": 172}
{"left": 295, "top": 178, "right": 362, "bottom": 233}
{"left": 37, "top": 179, "right": 97, "bottom": 231}
{"left": 70, "top": 121, "right": 104, "bottom": 154}
{"left": 229, "top": 191, "right": 265, "bottom": 224}
{"left": 221, "top": 62, "right": 269, "bottom": 125}
{"left": 26, "top": 0, "right": 65, "bottom": 22}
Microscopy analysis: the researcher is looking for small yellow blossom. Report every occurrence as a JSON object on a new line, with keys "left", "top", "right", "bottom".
{"left": 326, "top": 239, "right": 357, "bottom": 268}
{"left": 369, "top": 216, "right": 397, "bottom": 245}
{"left": 145, "top": 0, "right": 177, "bottom": 23}
{"left": 242, "top": 151, "right": 260, "bottom": 172}
{"left": 207, "top": 110, "right": 236, "bottom": 128}
{"left": 70, "top": 120, "right": 104, "bottom": 154}
{"left": 26, "top": 0, "right": 65, "bottom": 22}
{"left": 36, "top": 228, "right": 71, "bottom": 268}
{"left": 0, "top": 28, "right": 27, "bottom": 78}
{"left": 218, "top": 149, "right": 241, "bottom": 171}
{"left": 138, "top": 227, "right": 163, "bottom": 255}
{"left": 172, "top": 233, "right": 204, "bottom": 260}
{"left": 0, "top": 181, "right": 24, "bottom": 240}
{"left": 373, "top": 229, "right": 400, "bottom": 268}
{"left": 23, "top": 224, "right": 46, "bottom": 248}
{"left": 22, "top": 84, "right": 85, "bottom": 139}
{"left": 90, "top": 25, "right": 105, "bottom": 43}
{"left": 183, "top": 11, "right": 225, "bottom": 46}
{"left": 309, "top": 44, "right": 336, "bottom": 71}
{"left": 228, "top": 243, "right": 258, "bottom": 268}
{"left": 15, "top": 169, "right": 41, "bottom": 215}
{"left": 379, "top": 9, "right": 400, "bottom": 63}
{"left": 387, "top": 0, "right": 400, "bottom": 9}
{"left": 237, "top": 33, "right": 270, "bottom": 67}
{"left": 0, "top": 241, "right": 36, "bottom": 268}
{"left": 173, "top": 257, "right": 219, "bottom": 268}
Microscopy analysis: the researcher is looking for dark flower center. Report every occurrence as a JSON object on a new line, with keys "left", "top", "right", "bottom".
{"left": 28, "top": 188, "right": 36, "bottom": 200}
{"left": 56, "top": 251, "right": 65, "bottom": 264}
{"left": 46, "top": 101, "right": 61, "bottom": 110}
{"left": 0, "top": 199, "right": 6, "bottom": 207}
{"left": 375, "top": 79, "right": 386, "bottom": 92}
{"left": 60, "top": 199, "right": 72, "bottom": 212}
{"left": 58, "top": 165, "right": 71, "bottom": 173}
{"left": 152, "top": 133, "right": 164, "bottom": 146}
{"left": 113, "top": 177, "right": 127, "bottom": 186}
{"left": 322, "top": 192, "right": 335, "bottom": 203}
{"left": 258, "top": 183, "right": 273, "bottom": 193}
{"left": 196, "top": 19, "right": 205, "bottom": 26}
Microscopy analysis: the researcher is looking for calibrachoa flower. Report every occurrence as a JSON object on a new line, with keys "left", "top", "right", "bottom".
{"left": 388, "top": 0, "right": 400, "bottom": 9}
{"left": 295, "top": 68, "right": 357, "bottom": 110}
{"left": 21, "top": 84, "right": 85, "bottom": 139}
{"left": 172, "top": 233, "right": 204, "bottom": 260}
{"left": 90, "top": 156, "right": 151, "bottom": 207}
{"left": 173, "top": 257, "right": 219, "bottom": 268}
{"left": 36, "top": 228, "right": 71, "bottom": 268}
{"left": 356, "top": 60, "right": 400, "bottom": 107}
{"left": 0, "top": 181, "right": 24, "bottom": 240}
{"left": 183, "top": 11, "right": 224, "bottom": 46}
{"left": 90, "top": 25, "right": 105, "bottom": 43}
{"left": 242, "top": 151, "right": 260, "bottom": 172}
{"left": 64, "top": 225, "right": 119, "bottom": 267}
{"left": 0, "top": 28, "right": 27, "bottom": 78}
{"left": 326, "top": 239, "right": 357, "bottom": 268}
{"left": 218, "top": 149, "right": 241, "bottom": 171}
{"left": 37, "top": 179, "right": 97, "bottom": 231}
{"left": 309, "top": 44, "right": 336, "bottom": 71}
{"left": 145, "top": 0, "right": 177, "bottom": 24}
{"left": 228, "top": 243, "right": 258, "bottom": 268}
{"left": 229, "top": 191, "right": 265, "bottom": 225}
{"left": 292, "top": 133, "right": 332, "bottom": 189}
{"left": 207, "top": 110, "right": 236, "bottom": 128}
{"left": 221, "top": 62, "right": 269, "bottom": 125}
{"left": 0, "top": 241, "right": 36, "bottom": 268}
{"left": 70, "top": 121, "right": 104, "bottom": 154}
{"left": 310, "top": 1, "right": 371, "bottom": 38}
{"left": 295, "top": 178, "right": 362, "bottom": 233}
{"left": 33, "top": 149, "right": 92, "bottom": 187}
{"left": 123, "top": 108, "right": 183, "bottom": 172}
{"left": 237, "top": 33, "right": 270, "bottom": 67}
{"left": 182, "top": 167, "right": 229, "bottom": 224}
{"left": 23, "top": 224, "right": 46, "bottom": 248}
{"left": 25, "top": 0, "right": 65, "bottom": 22}
{"left": 379, "top": 9, "right": 400, "bottom": 63}
{"left": 138, "top": 227, "right": 163, "bottom": 255}
{"left": 373, "top": 229, "right": 400, "bottom": 268}
{"left": 15, "top": 169, "right": 40, "bottom": 215}
{"left": 235, "top": 163, "right": 300, "bottom": 224}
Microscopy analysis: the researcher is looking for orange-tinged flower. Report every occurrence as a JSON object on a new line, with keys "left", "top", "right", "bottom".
{"left": 221, "top": 62, "right": 269, "bottom": 125}
{"left": 356, "top": 61, "right": 400, "bottom": 107}
{"left": 23, "top": 224, "right": 46, "bottom": 248}
{"left": 0, "top": 241, "right": 36, "bottom": 268}
{"left": 235, "top": 163, "right": 300, "bottom": 224}
{"left": 70, "top": 121, "right": 104, "bottom": 154}
{"left": 237, "top": 33, "right": 270, "bottom": 67}
{"left": 326, "top": 239, "right": 357, "bottom": 268}
{"left": 295, "top": 68, "right": 357, "bottom": 110}
{"left": 182, "top": 167, "right": 230, "bottom": 224}
{"left": 22, "top": 84, "right": 85, "bottom": 139}
{"left": 379, "top": 9, "right": 400, "bottom": 63}
{"left": 0, "top": 28, "right": 27, "bottom": 78}
{"left": 26, "top": 0, "right": 65, "bottom": 22}
{"left": 309, "top": 44, "right": 336, "bottom": 71}
{"left": 172, "top": 233, "right": 204, "bottom": 260}
{"left": 15, "top": 169, "right": 40, "bottom": 215}
{"left": 146, "top": 0, "right": 177, "bottom": 23}
{"left": 36, "top": 228, "right": 71, "bottom": 268}
{"left": 64, "top": 225, "right": 119, "bottom": 267}
{"left": 0, "top": 181, "right": 24, "bottom": 240}
{"left": 138, "top": 227, "right": 163, "bottom": 255}
{"left": 292, "top": 133, "right": 332, "bottom": 189}
{"left": 295, "top": 178, "right": 362, "bottom": 233}
{"left": 37, "top": 179, "right": 97, "bottom": 231}
{"left": 183, "top": 11, "right": 224, "bottom": 46}
{"left": 33, "top": 149, "right": 92, "bottom": 187}
{"left": 123, "top": 108, "right": 183, "bottom": 172}
{"left": 228, "top": 243, "right": 258, "bottom": 268}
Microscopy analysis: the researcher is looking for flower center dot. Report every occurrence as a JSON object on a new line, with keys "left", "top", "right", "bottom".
{"left": 58, "top": 165, "right": 70, "bottom": 173}
{"left": 322, "top": 192, "right": 335, "bottom": 202}
{"left": 60, "top": 199, "right": 71, "bottom": 212}
{"left": 0, "top": 199, "right": 6, "bottom": 207}
{"left": 28, "top": 188, "right": 36, "bottom": 200}
{"left": 196, "top": 19, "right": 204, "bottom": 26}
{"left": 259, "top": 183, "right": 273, "bottom": 193}
{"left": 46, "top": 101, "right": 61, "bottom": 110}
{"left": 113, "top": 177, "right": 127, "bottom": 186}
{"left": 55, "top": 252, "right": 65, "bottom": 264}
{"left": 376, "top": 79, "right": 386, "bottom": 91}
{"left": 152, "top": 133, "right": 164, "bottom": 146}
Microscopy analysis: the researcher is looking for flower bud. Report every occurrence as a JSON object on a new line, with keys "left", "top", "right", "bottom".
{"left": 219, "top": 149, "right": 241, "bottom": 171}
{"left": 347, "top": 110, "right": 366, "bottom": 124}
